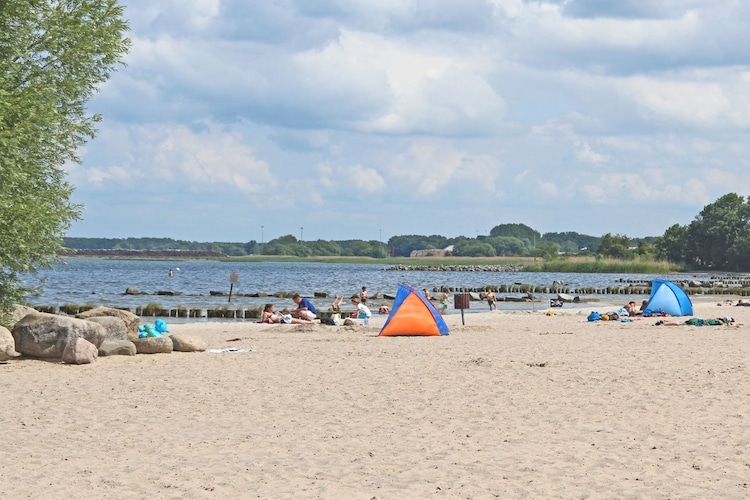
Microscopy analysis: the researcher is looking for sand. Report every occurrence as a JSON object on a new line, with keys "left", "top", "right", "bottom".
{"left": 1, "top": 298, "right": 749, "bottom": 499}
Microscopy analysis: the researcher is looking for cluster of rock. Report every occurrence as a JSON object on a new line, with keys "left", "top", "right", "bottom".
{"left": 1, "top": 306, "right": 206, "bottom": 365}
{"left": 384, "top": 264, "right": 525, "bottom": 272}
{"left": 617, "top": 277, "right": 750, "bottom": 289}
{"left": 126, "top": 286, "right": 295, "bottom": 298}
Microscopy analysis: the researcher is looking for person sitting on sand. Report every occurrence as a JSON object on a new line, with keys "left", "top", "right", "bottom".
{"left": 262, "top": 303, "right": 319, "bottom": 324}
{"left": 379, "top": 304, "right": 391, "bottom": 314}
{"left": 261, "top": 303, "right": 283, "bottom": 324}
{"left": 291, "top": 293, "right": 318, "bottom": 320}
{"left": 280, "top": 308, "right": 319, "bottom": 324}
{"left": 422, "top": 288, "right": 431, "bottom": 301}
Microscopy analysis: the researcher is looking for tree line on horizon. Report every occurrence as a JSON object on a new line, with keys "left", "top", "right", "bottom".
{"left": 62, "top": 193, "right": 750, "bottom": 271}
{"left": 63, "top": 226, "right": 654, "bottom": 260}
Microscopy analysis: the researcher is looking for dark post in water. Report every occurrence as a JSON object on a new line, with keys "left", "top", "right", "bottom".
{"left": 228, "top": 272, "right": 239, "bottom": 302}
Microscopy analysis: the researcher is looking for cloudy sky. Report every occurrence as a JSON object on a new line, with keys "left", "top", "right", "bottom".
{"left": 67, "top": 0, "right": 750, "bottom": 243}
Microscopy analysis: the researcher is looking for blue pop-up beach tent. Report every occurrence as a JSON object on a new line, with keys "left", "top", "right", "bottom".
{"left": 643, "top": 279, "right": 693, "bottom": 316}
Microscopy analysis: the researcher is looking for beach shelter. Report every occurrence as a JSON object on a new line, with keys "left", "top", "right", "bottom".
{"left": 643, "top": 279, "right": 693, "bottom": 316}
{"left": 379, "top": 284, "right": 450, "bottom": 336}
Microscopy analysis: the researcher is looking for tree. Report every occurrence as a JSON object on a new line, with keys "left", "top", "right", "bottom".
{"left": 0, "top": 0, "right": 129, "bottom": 322}
{"left": 655, "top": 224, "right": 688, "bottom": 263}
{"left": 596, "top": 233, "right": 633, "bottom": 259}
{"left": 542, "top": 231, "right": 600, "bottom": 254}
{"left": 388, "top": 235, "right": 449, "bottom": 257}
{"left": 532, "top": 240, "right": 559, "bottom": 259}
{"left": 489, "top": 223, "right": 540, "bottom": 246}
{"left": 454, "top": 241, "right": 495, "bottom": 257}
{"left": 485, "top": 236, "right": 526, "bottom": 256}
{"left": 685, "top": 193, "right": 750, "bottom": 269}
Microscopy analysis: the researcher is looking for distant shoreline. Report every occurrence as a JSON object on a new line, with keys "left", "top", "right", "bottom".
{"left": 61, "top": 249, "right": 226, "bottom": 258}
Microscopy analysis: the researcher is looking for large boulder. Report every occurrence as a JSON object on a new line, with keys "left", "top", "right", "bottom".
{"left": 12, "top": 312, "right": 106, "bottom": 359}
{"left": 0, "top": 326, "right": 21, "bottom": 361}
{"left": 84, "top": 316, "right": 128, "bottom": 341}
{"left": 98, "top": 339, "right": 137, "bottom": 357}
{"left": 61, "top": 338, "right": 98, "bottom": 364}
{"left": 133, "top": 336, "right": 173, "bottom": 354}
{"left": 171, "top": 334, "right": 208, "bottom": 352}
{"left": 10, "top": 305, "right": 37, "bottom": 328}
{"left": 76, "top": 307, "right": 140, "bottom": 342}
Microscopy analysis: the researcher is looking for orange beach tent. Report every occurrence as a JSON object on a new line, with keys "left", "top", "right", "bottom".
{"left": 379, "top": 284, "right": 450, "bottom": 336}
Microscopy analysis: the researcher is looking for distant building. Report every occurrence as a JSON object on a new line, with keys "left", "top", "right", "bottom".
{"left": 410, "top": 245, "right": 453, "bottom": 257}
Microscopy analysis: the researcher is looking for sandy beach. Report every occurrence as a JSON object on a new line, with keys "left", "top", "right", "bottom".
{"left": 1, "top": 298, "right": 749, "bottom": 499}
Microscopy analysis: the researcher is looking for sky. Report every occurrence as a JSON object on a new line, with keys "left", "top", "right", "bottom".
{"left": 66, "top": 0, "right": 750, "bottom": 243}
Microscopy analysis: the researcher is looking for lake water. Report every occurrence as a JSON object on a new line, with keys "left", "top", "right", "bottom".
{"left": 22, "top": 258, "right": 703, "bottom": 317}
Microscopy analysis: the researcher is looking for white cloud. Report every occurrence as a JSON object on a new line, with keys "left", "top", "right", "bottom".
{"left": 540, "top": 182, "right": 558, "bottom": 196}
{"left": 314, "top": 161, "right": 386, "bottom": 194}
{"left": 621, "top": 70, "right": 750, "bottom": 128}
{"left": 387, "top": 140, "right": 468, "bottom": 196}
{"left": 153, "top": 124, "right": 275, "bottom": 194}
{"left": 77, "top": 122, "right": 275, "bottom": 196}
{"left": 575, "top": 141, "right": 609, "bottom": 164}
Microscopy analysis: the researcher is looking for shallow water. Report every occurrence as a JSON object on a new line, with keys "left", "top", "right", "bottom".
{"left": 23, "top": 258, "right": 701, "bottom": 316}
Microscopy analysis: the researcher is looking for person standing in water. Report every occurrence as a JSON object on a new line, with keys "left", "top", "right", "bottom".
{"left": 439, "top": 288, "right": 452, "bottom": 315}
{"left": 486, "top": 290, "right": 497, "bottom": 311}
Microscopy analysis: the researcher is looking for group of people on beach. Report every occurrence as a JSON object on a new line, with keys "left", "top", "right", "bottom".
{"left": 260, "top": 293, "right": 321, "bottom": 324}
{"left": 616, "top": 300, "right": 648, "bottom": 317}
{"left": 260, "top": 287, "right": 386, "bottom": 326}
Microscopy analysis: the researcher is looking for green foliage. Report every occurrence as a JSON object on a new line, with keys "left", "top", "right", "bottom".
{"left": 542, "top": 232, "right": 599, "bottom": 254}
{"left": 686, "top": 193, "right": 750, "bottom": 269}
{"left": 345, "top": 240, "right": 373, "bottom": 257}
{"left": 489, "top": 223, "right": 540, "bottom": 244}
{"left": 525, "top": 258, "right": 680, "bottom": 274}
{"left": 655, "top": 224, "right": 688, "bottom": 262}
{"left": 142, "top": 303, "right": 162, "bottom": 316}
{"left": 454, "top": 241, "right": 496, "bottom": 257}
{"left": 654, "top": 193, "right": 750, "bottom": 270}
{"left": 306, "top": 239, "right": 341, "bottom": 256}
{"left": 596, "top": 233, "right": 634, "bottom": 259}
{"left": 532, "top": 240, "right": 560, "bottom": 259}
{"left": 0, "top": 0, "right": 129, "bottom": 320}
{"left": 388, "top": 235, "right": 450, "bottom": 257}
{"left": 485, "top": 236, "right": 527, "bottom": 256}
{"left": 262, "top": 240, "right": 295, "bottom": 256}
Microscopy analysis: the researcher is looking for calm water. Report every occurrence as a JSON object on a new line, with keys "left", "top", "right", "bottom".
{"left": 22, "top": 259, "right": 703, "bottom": 317}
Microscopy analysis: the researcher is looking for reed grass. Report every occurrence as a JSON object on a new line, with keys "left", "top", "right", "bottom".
{"left": 524, "top": 257, "right": 683, "bottom": 274}
{"left": 142, "top": 302, "right": 162, "bottom": 316}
